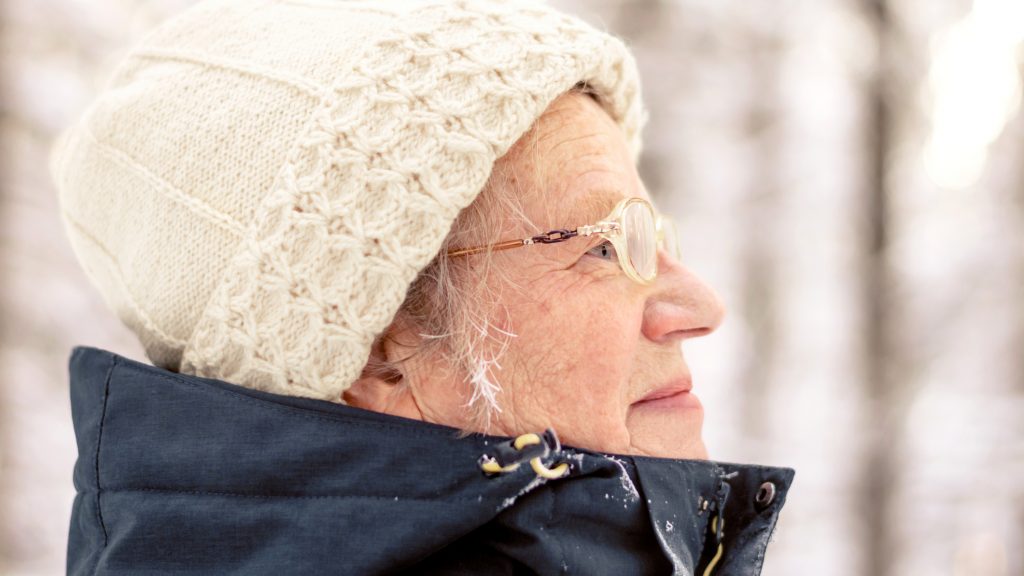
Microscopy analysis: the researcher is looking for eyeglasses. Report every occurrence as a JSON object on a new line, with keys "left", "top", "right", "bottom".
{"left": 445, "top": 197, "right": 680, "bottom": 285}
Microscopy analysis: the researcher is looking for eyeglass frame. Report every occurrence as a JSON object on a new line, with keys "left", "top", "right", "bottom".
{"left": 444, "top": 196, "right": 679, "bottom": 285}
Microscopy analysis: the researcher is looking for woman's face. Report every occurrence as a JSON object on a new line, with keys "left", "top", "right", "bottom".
{"left": 348, "top": 92, "right": 726, "bottom": 459}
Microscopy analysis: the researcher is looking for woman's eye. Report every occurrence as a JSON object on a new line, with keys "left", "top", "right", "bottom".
{"left": 585, "top": 241, "right": 617, "bottom": 261}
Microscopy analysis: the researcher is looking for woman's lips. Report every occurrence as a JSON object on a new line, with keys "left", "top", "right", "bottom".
{"left": 632, "top": 390, "right": 703, "bottom": 410}
{"left": 631, "top": 386, "right": 702, "bottom": 411}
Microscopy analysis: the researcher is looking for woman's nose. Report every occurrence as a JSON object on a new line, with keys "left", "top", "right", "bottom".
{"left": 641, "top": 250, "right": 727, "bottom": 343}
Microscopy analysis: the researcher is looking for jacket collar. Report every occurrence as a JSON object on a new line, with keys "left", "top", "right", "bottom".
{"left": 68, "top": 345, "right": 794, "bottom": 575}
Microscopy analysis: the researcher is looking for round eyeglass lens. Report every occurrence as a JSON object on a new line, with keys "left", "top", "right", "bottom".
{"left": 623, "top": 200, "right": 657, "bottom": 280}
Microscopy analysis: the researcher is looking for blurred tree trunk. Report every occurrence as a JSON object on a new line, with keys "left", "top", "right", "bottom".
{"left": 0, "top": 45, "right": 11, "bottom": 573}
{"left": 1012, "top": 85, "right": 1024, "bottom": 571}
{"left": 613, "top": 0, "right": 672, "bottom": 201}
{"left": 861, "top": 1, "right": 897, "bottom": 575}
{"left": 1015, "top": 86, "right": 1024, "bottom": 396}
{"left": 739, "top": 22, "right": 783, "bottom": 440}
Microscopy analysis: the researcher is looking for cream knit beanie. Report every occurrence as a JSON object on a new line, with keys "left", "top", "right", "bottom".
{"left": 50, "top": 0, "right": 645, "bottom": 402}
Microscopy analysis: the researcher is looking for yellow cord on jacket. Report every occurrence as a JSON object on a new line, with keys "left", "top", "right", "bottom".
{"left": 702, "top": 515, "right": 724, "bottom": 576}
{"left": 480, "top": 432, "right": 568, "bottom": 479}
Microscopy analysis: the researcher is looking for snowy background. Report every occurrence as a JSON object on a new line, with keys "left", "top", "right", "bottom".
{"left": 2, "top": 0, "right": 1022, "bottom": 574}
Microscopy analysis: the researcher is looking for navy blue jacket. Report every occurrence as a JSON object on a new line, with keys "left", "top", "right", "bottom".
{"left": 67, "top": 346, "right": 794, "bottom": 575}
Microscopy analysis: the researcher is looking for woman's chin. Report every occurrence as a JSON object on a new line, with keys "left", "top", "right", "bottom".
{"left": 624, "top": 407, "right": 708, "bottom": 459}
{"left": 631, "top": 437, "right": 708, "bottom": 460}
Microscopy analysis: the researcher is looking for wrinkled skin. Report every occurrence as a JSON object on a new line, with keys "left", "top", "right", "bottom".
{"left": 344, "top": 93, "right": 726, "bottom": 459}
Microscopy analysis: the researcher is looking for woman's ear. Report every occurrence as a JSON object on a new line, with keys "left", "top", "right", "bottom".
{"left": 341, "top": 314, "right": 424, "bottom": 420}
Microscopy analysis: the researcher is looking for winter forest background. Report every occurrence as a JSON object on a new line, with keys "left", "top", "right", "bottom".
{"left": 2, "top": 0, "right": 1022, "bottom": 574}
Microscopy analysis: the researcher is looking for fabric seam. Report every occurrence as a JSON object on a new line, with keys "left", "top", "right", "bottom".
{"left": 752, "top": 508, "right": 782, "bottom": 575}
{"left": 90, "top": 354, "right": 116, "bottom": 574}
{"left": 543, "top": 485, "right": 564, "bottom": 573}
{"left": 101, "top": 486, "right": 476, "bottom": 504}
{"left": 112, "top": 359, "right": 471, "bottom": 438}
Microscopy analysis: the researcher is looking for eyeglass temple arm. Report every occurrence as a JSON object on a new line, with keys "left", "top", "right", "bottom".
{"left": 446, "top": 239, "right": 531, "bottom": 257}
{"left": 446, "top": 223, "right": 619, "bottom": 258}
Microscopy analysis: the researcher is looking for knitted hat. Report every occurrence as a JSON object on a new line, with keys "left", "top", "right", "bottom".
{"left": 50, "top": 0, "right": 645, "bottom": 402}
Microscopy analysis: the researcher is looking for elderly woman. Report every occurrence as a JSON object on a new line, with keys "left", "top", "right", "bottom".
{"left": 51, "top": 0, "right": 794, "bottom": 574}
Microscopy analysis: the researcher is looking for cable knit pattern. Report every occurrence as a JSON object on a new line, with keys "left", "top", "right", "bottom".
{"left": 50, "top": 0, "right": 645, "bottom": 401}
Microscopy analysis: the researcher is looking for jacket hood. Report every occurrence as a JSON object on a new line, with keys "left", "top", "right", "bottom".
{"left": 67, "top": 346, "right": 794, "bottom": 575}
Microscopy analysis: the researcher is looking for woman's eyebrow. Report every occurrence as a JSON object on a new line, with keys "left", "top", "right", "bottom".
{"left": 567, "top": 188, "right": 626, "bottom": 225}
